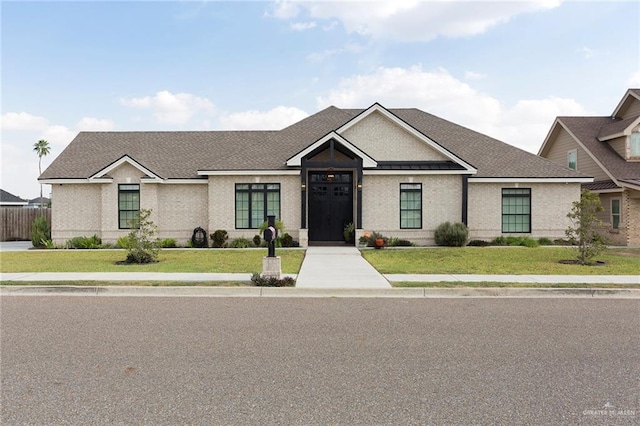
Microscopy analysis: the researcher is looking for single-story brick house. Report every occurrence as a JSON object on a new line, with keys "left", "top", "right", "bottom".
{"left": 538, "top": 89, "right": 640, "bottom": 246}
{"left": 40, "top": 103, "right": 591, "bottom": 246}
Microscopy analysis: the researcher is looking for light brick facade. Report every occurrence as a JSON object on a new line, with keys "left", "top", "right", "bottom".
{"left": 467, "top": 182, "right": 580, "bottom": 241}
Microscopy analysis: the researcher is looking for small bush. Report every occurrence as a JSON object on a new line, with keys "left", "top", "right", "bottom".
{"left": 229, "top": 237, "right": 253, "bottom": 248}
{"left": 467, "top": 239, "right": 489, "bottom": 247}
{"left": 434, "top": 222, "right": 468, "bottom": 247}
{"left": 253, "top": 234, "right": 261, "bottom": 247}
{"left": 280, "top": 233, "right": 299, "bottom": 247}
{"left": 491, "top": 236, "right": 508, "bottom": 246}
{"left": 66, "top": 235, "right": 102, "bottom": 249}
{"left": 117, "top": 236, "right": 132, "bottom": 249}
{"left": 210, "top": 230, "right": 228, "bottom": 248}
{"left": 537, "top": 237, "right": 553, "bottom": 246}
{"left": 123, "top": 209, "right": 160, "bottom": 264}
{"left": 31, "top": 216, "right": 51, "bottom": 248}
{"left": 505, "top": 236, "right": 539, "bottom": 248}
{"left": 160, "top": 238, "right": 177, "bottom": 248}
{"left": 250, "top": 272, "right": 295, "bottom": 287}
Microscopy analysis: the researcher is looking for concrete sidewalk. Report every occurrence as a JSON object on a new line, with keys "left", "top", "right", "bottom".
{"left": 295, "top": 246, "right": 391, "bottom": 288}
{"left": 0, "top": 272, "right": 637, "bottom": 285}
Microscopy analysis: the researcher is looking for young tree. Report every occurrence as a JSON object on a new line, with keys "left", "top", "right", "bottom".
{"left": 123, "top": 209, "right": 161, "bottom": 264}
{"left": 565, "top": 189, "right": 607, "bottom": 265}
{"left": 33, "top": 139, "right": 51, "bottom": 208}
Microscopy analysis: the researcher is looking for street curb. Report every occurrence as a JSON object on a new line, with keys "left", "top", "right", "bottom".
{"left": 1, "top": 286, "right": 639, "bottom": 298}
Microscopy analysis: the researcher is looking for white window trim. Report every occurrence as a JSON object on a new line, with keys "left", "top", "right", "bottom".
{"left": 629, "top": 132, "right": 640, "bottom": 160}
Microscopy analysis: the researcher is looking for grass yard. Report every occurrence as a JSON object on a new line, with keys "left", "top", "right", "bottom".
{"left": 0, "top": 249, "right": 305, "bottom": 274}
{"left": 393, "top": 282, "right": 640, "bottom": 289}
{"left": 362, "top": 247, "right": 640, "bottom": 275}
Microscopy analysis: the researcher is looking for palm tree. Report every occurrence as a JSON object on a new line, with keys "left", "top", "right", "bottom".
{"left": 33, "top": 139, "right": 50, "bottom": 208}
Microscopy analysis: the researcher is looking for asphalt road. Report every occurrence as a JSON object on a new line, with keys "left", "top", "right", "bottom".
{"left": 1, "top": 297, "right": 638, "bottom": 425}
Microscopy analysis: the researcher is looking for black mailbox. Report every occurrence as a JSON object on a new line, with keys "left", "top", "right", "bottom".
{"left": 263, "top": 226, "right": 277, "bottom": 242}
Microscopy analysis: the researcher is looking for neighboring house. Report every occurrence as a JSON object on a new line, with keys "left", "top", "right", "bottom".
{"left": 40, "top": 103, "right": 590, "bottom": 246}
{"left": 539, "top": 89, "right": 640, "bottom": 246}
{"left": 0, "top": 189, "right": 28, "bottom": 208}
{"left": 27, "top": 197, "right": 50, "bottom": 208}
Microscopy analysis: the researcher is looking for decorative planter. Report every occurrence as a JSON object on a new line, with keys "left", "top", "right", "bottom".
{"left": 375, "top": 238, "right": 385, "bottom": 249}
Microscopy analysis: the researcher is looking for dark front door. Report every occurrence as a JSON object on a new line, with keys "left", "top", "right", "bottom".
{"left": 308, "top": 171, "right": 353, "bottom": 242}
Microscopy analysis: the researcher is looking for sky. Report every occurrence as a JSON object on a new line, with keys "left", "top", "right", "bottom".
{"left": 2, "top": 0, "right": 639, "bottom": 200}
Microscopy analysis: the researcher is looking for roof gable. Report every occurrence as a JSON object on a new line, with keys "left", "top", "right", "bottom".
{"left": 286, "top": 131, "right": 377, "bottom": 167}
{"left": 90, "top": 154, "right": 163, "bottom": 182}
{"left": 611, "top": 88, "right": 640, "bottom": 119}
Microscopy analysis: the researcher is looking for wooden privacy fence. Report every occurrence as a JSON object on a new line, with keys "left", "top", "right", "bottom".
{"left": 0, "top": 208, "right": 51, "bottom": 241}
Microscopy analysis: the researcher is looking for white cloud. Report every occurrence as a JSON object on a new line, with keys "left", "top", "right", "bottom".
{"left": 265, "top": 0, "right": 300, "bottom": 19}
{"left": 76, "top": 117, "right": 116, "bottom": 131}
{"left": 307, "top": 41, "right": 363, "bottom": 62}
{"left": 579, "top": 46, "right": 595, "bottom": 59}
{"left": 271, "top": 0, "right": 562, "bottom": 42}
{"left": 120, "top": 90, "right": 215, "bottom": 125}
{"left": 291, "top": 21, "right": 317, "bottom": 31}
{"left": 316, "top": 65, "right": 589, "bottom": 153}
{"left": 219, "top": 106, "right": 309, "bottom": 130}
{"left": 465, "top": 71, "right": 487, "bottom": 80}
{"left": 0, "top": 112, "right": 49, "bottom": 131}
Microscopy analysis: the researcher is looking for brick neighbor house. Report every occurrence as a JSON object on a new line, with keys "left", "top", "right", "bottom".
{"left": 539, "top": 89, "right": 640, "bottom": 246}
{"left": 40, "top": 103, "right": 590, "bottom": 246}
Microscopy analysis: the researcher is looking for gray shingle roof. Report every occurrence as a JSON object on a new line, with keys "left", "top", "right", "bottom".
{"left": 0, "top": 189, "right": 27, "bottom": 204}
{"left": 558, "top": 116, "right": 640, "bottom": 181}
{"left": 41, "top": 106, "right": 587, "bottom": 180}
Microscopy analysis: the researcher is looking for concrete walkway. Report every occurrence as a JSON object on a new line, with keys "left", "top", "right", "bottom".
{"left": 294, "top": 246, "right": 392, "bottom": 288}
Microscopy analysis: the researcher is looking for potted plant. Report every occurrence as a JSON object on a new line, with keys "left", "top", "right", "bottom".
{"left": 343, "top": 222, "right": 355, "bottom": 244}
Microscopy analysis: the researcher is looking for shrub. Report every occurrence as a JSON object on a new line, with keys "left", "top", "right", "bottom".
{"left": 566, "top": 189, "right": 607, "bottom": 265}
{"left": 229, "top": 237, "right": 253, "bottom": 248}
{"left": 210, "top": 230, "right": 229, "bottom": 248}
{"left": 537, "top": 237, "right": 553, "bottom": 246}
{"left": 31, "top": 215, "right": 51, "bottom": 248}
{"left": 491, "top": 236, "right": 508, "bottom": 246}
{"left": 66, "top": 235, "right": 102, "bottom": 249}
{"left": 250, "top": 272, "right": 295, "bottom": 287}
{"left": 123, "top": 209, "right": 160, "bottom": 264}
{"left": 280, "top": 233, "right": 299, "bottom": 247}
{"left": 467, "top": 239, "right": 489, "bottom": 247}
{"left": 117, "top": 236, "right": 132, "bottom": 249}
{"left": 253, "top": 234, "right": 261, "bottom": 247}
{"left": 434, "top": 222, "right": 468, "bottom": 247}
{"left": 160, "top": 238, "right": 177, "bottom": 248}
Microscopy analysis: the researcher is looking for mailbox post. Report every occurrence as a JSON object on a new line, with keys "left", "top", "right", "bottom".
{"left": 261, "top": 215, "right": 281, "bottom": 279}
{"left": 264, "top": 215, "right": 277, "bottom": 258}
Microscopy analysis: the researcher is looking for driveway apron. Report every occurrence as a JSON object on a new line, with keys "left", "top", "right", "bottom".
{"left": 295, "top": 246, "right": 391, "bottom": 289}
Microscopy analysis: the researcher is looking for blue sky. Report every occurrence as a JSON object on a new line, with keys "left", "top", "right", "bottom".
{"left": 2, "top": 0, "right": 639, "bottom": 199}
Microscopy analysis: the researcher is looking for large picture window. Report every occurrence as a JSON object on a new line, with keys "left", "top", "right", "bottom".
{"left": 502, "top": 188, "right": 531, "bottom": 233}
{"left": 400, "top": 183, "right": 422, "bottom": 229}
{"left": 235, "top": 183, "right": 280, "bottom": 229}
{"left": 119, "top": 184, "right": 140, "bottom": 229}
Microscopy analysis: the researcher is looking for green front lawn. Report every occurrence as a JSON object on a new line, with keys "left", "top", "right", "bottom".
{"left": 0, "top": 249, "right": 305, "bottom": 274}
{"left": 362, "top": 247, "right": 640, "bottom": 275}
